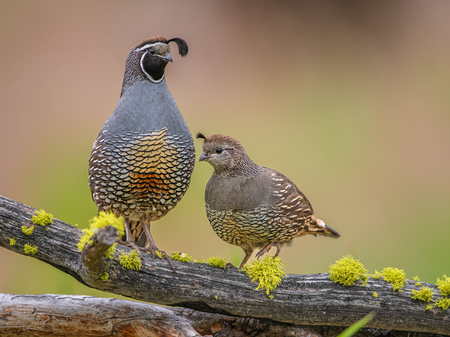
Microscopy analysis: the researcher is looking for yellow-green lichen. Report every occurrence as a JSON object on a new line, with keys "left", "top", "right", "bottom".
{"left": 77, "top": 212, "right": 125, "bottom": 252}
{"left": 105, "top": 243, "right": 117, "bottom": 260}
{"left": 118, "top": 250, "right": 142, "bottom": 271}
{"left": 170, "top": 251, "right": 193, "bottom": 263}
{"left": 371, "top": 270, "right": 382, "bottom": 280}
{"left": 436, "top": 275, "right": 450, "bottom": 297}
{"left": 426, "top": 304, "right": 433, "bottom": 310}
{"left": 214, "top": 295, "right": 218, "bottom": 300}
{"left": 89, "top": 211, "right": 125, "bottom": 235}
{"left": 21, "top": 225, "right": 35, "bottom": 236}
{"left": 329, "top": 255, "right": 368, "bottom": 286}
{"left": 9, "top": 238, "right": 16, "bottom": 246}
{"left": 31, "top": 209, "right": 54, "bottom": 226}
{"left": 373, "top": 292, "right": 378, "bottom": 298}
{"left": 413, "top": 276, "right": 421, "bottom": 286}
{"left": 194, "top": 258, "right": 206, "bottom": 263}
{"left": 207, "top": 256, "right": 227, "bottom": 269}
{"left": 361, "top": 274, "right": 370, "bottom": 287}
{"left": 434, "top": 297, "right": 450, "bottom": 310}
{"left": 155, "top": 250, "right": 164, "bottom": 258}
{"left": 245, "top": 256, "right": 286, "bottom": 296}
{"left": 24, "top": 244, "right": 38, "bottom": 255}
{"left": 100, "top": 272, "right": 109, "bottom": 280}
{"left": 77, "top": 228, "right": 94, "bottom": 251}
{"left": 411, "top": 287, "right": 434, "bottom": 302}
{"left": 380, "top": 267, "right": 406, "bottom": 292}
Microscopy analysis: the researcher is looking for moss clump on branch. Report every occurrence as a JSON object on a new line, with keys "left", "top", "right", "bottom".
{"left": 104, "top": 243, "right": 117, "bottom": 259}
{"left": 380, "top": 267, "right": 406, "bottom": 292}
{"left": 77, "top": 228, "right": 94, "bottom": 251}
{"left": 155, "top": 250, "right": 164, "bottom": 258}
{"left": 434, "top": 297, "right": 450, "bottom": 310}
{"left": 411, "top": 287, "right": 434, "bottom": 302}
{"left": 245, "top": 256, "right": 286, "bottom": 298}
{"left": 118, "top": 250, "right": 141, "bottom": 271}
{"left": 9, "top": 238, "right": 16, "bottom": 246}
{"left": 31, "top": 209, "right": 54, "bottom": 226}
{"left": 371, "top": 270, "right": 382, "bottom": 280}
{"left": 436, "top": 275, "right": 450, "bottom": 297}
{"left": 373, "top": 292, "right": 378, "bottom": 298}
{"left": 329, "top": 255, "right": 369, "bottom": 286}
{"left": 170, "top": 251, "right": 193, "bottom": 263}
{"left": 24, "top": 244, "right": 38, "bottom": 255}
{"left": 21, "top": 225, "right": 35, "bottom": 236}
{"left": 207, "top": 256, "right": 227, "bottom": 269}
{"left": 381, "top": 267, "right": 406, "bottom": 292}
{"left": 432, "top": 275, "right": 450, "bottom": 311}
{"left": 77, "top": 212, "right": 125, "bottom": 252}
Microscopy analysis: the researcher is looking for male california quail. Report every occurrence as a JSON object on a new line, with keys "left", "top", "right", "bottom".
{"left": 197, "top": 133, "right": 340, "bottom": 269}
{"left": 89, "top": 37, "right": 195, "bottom": 265}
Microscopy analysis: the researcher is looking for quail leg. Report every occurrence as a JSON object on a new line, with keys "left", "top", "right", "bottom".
{"left": 142, "top": 223, "right": 176, "bottom": 272}
{"left": 255, "top": 242, "right": 281, "bottom": 259}
{"left": 237, "top": 248, "right": 253, "bottom": 269}
{"left": 225, "top": 248, "right": 253, "bottom": 271}
{"left": 118, "top": 221, "right": 147, "bottom": 261}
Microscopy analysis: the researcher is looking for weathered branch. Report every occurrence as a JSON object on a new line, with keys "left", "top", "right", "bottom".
{"left": 81, "top": 224, "right": 118, "bottom": 275}
{"left": 0, "top": 195, "right": 449, "bottom": 336}
{"left": 0, "top": 293, "right": 322, "bottom": 336}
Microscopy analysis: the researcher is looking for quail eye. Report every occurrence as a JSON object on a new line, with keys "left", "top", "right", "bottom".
{"left": 215, "top": 148, "right": 223, "bottom": 154}
{"left": 149, "top": 50, "right": 156, "bottom": 55}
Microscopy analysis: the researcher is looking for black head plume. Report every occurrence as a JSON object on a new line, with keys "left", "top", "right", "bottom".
{"left": 196, "top": 132, "right": 207, "bottom": 140}
{"left": 168, "top": 38, "right": 189, "bottom": 57}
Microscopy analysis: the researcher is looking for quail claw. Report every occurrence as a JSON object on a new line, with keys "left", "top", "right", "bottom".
{"left": 156, "top": 249, "right": 176, "bottom": 273}
{"left": 118, "top": 240, "right": 146, "bottom": 261}
{"left": 224, "top": 262, "right": 237, "bottom": 272}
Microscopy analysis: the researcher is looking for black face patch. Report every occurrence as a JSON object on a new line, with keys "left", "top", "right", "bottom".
{"left": 140, "top": 52, "right": 169, "bottom": 82}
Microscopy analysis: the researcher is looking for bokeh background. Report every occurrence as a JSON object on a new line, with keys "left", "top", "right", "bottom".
{"left": 1, "top": 1, "right": 449, "bottom": 298}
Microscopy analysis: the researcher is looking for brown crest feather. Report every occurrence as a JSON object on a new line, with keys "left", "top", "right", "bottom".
{"left": 135, "top": 36, "right": 168, "bottom": 49}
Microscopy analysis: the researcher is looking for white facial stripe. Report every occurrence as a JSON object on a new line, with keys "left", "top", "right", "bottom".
{"left": 139, "top": 53, "right": 165, "bottom": 83}
{"left": 135, "top": 42, "right": 167, "bottom": 52}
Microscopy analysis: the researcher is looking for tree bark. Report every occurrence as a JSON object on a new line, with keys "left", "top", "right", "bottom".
{"left": 0, "top": 293, "right": 324, "bottom": 337}
{"left": 0, "top": 195, "right": 449, "bottom": 336}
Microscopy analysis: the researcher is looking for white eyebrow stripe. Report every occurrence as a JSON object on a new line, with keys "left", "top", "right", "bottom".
{"left": 135, "top": 42, "right": 167, "bottom": 52}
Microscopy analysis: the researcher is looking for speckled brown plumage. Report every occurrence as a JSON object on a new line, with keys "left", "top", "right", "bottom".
{"left": 197, "top": 133, "right": 339, "bottom": 269}
{"left": 88, "top": 37, "right": 194, "bottom": 265}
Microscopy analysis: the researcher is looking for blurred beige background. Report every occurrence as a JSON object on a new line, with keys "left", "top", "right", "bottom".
{"left": 1, "top": 1, "right": 449, "bottom": 298}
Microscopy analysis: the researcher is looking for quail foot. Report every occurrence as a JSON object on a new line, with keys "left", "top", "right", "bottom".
{"left": 197, "top": 133, "right": 339, "bottom": 269}
{"left": 89, "top": 37, "right": 195, "bottom": 270}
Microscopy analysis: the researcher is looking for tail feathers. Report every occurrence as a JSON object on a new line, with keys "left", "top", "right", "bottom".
{"left": 123, "top": 220, "right": 148, "bottom": 247}
{"left": 308, "top": 216, "right": 340, "bottom": 238}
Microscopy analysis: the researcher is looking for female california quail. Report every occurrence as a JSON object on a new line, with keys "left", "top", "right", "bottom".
{"left": 197, "top": 133, "right": 340, "bottom": 269}
{"left": 89, "top": 37, "right": 195, "bottom": 265}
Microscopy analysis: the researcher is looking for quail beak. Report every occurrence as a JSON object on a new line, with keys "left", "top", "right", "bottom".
{"left": 199, "top": 153, "right": 210, "bottom": 162}
{"left": 161, "top": 52, "right": 173, "bottom": 62}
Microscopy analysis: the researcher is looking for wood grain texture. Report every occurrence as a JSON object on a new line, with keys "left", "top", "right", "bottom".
{"left": 0, "top": 195, "right": 449, "bottom": 335}
{"left": 0, "top": 293, "right": 323, "bottom": 337}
